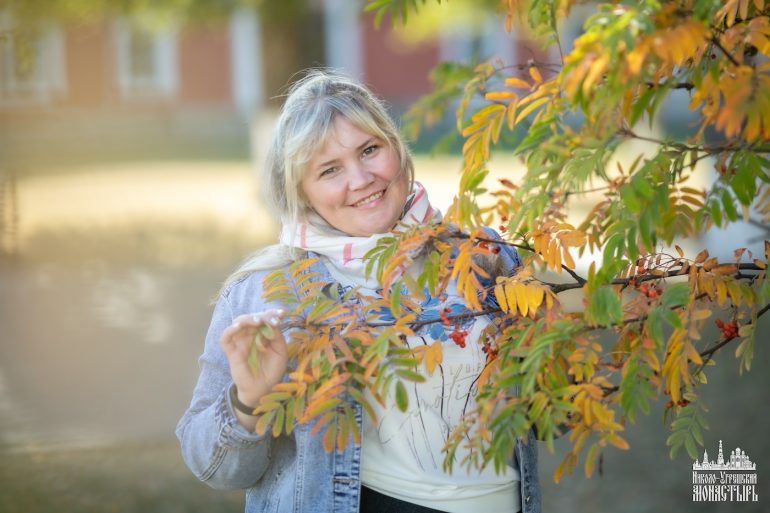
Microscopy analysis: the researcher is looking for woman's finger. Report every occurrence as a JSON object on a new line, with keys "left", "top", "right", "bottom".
{"left": 232, "top": 309, "right": 286, "bottom": 329}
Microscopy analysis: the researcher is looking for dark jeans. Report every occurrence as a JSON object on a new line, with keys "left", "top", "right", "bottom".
{"left": 359, "top": 486, "right": 446, "bottom": 513}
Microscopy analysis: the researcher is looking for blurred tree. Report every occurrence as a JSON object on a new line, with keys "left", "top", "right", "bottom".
{"left": 248, "top": 0, "right": 770, "bottom": 484}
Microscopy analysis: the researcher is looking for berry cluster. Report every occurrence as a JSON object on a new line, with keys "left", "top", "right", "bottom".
{"left": 665, "top": 399, "right": 690, "bottom": 409}
{"left": 498, "top": 215, "right": 509, "bottom": 234}
{"left": 441, "top": 307, "right": 471, "bottom": 348}
{"left": 449, "top": 329, "right": 469, "bottom": 348}
{"left": 715, "top": 318, "right": 738, "bottom": 339}
{"left": 481, "top": 340, "right": 498, "bottom": 359}
{"left": 439, "top": 307, "right": 451, "bottom": 326}
{"left": 629, "top": 278, "right": 660, "bottom": 299}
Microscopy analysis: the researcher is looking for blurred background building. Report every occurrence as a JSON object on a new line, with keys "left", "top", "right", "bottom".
{"left": 1, "top": 0, "right": 550, "bottom": 167}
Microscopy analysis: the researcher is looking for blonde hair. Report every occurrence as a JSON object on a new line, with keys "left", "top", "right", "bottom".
{"left": 223, "top": 69, "right": 415, "bottom": 290}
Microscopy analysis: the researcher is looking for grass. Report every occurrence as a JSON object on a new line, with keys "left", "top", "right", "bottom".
{"left": 0, "top": 441, "right": 243, "bottom": 513}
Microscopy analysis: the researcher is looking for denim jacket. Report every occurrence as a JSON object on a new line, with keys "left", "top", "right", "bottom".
{"left": 176, "top": 237, "right": 541, "bottom": 513}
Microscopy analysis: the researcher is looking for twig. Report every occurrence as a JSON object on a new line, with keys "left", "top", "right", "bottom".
{"left": 473, "top": 235, "right": 588, "bottom": 286}
{"left": 696, "top": 301, "right": 770, "bottom": 368}
{"left": 711, "top": 36, "right": 741, "bottom": 67}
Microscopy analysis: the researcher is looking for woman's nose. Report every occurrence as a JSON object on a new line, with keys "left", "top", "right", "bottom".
{"left": 347, "top": 162, "right": 374, "bottom": 190}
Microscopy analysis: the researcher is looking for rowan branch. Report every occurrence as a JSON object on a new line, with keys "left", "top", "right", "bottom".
{"left": 473, "top": 235, "right": 588, "bottom": 286}
{"left": 617, "top": 127, "right": 770, "bottom": 154}
{"left": 695, "top": 300, "right": 770, "bottom": 374}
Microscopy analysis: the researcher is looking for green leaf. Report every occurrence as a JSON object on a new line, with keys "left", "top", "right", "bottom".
{"left": 630, "top": 86, "right": 656, "bottom": 125}
{"left": 395, "top": 381, "right": 409, "bottom": 412}
{"left": 587, "top": 286, "right": 622, "bottom": 326}
{"left": 395, "top": 369, "right": 426, "bottom": 382}
{"left": 390, "top": 282, "right": 402, "bottom": 316}
{"left": 721, "top": 189, "right": 738, "bottom": 222}
{"left": 660, "top": 283, "right": 690, "bottom": 309}
{"left": 620, "top": 185, "right": 642, "bottom": 213}
{"left": 646, "top": 308, "right": 664, "bottom": 347}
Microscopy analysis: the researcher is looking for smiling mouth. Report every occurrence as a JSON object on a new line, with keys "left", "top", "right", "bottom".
{"left": 352, "top": 190, "right": 385, "bottom": 207}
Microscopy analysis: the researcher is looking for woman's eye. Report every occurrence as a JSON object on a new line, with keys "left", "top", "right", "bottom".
{"left": 320, "top": 167, "right": 339, "bottom": 177}
{"left": 362, "top": 145, "right": 379, "bottom": 157}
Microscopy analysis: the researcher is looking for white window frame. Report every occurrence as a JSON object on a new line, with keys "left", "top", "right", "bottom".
{"left": 0, "top": 15, "right": 67, "bottom": 106}
{"left": 113, "top": 17, "right": 178, "bottom": 100}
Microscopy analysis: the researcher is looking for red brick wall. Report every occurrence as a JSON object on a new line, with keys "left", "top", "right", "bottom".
{"left": 178, "top": 25, "right": 232, "bottom": 106}
{"left": 360, "top": 14, "right": 438, "bottom": 105}
{"left": 64, "top": 21, "right": 113, "bottom": 107}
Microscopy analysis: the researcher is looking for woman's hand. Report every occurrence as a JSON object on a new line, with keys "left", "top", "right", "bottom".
{"left": 220, "top": 309, "right": 288, "bottom": 423}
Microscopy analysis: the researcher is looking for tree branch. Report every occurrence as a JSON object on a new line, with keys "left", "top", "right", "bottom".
{"left": 697, "top": 301, "right": 770, "bottom": 364}
{"left": 618, "top": 127, "right": 770, "bottom": 154}
{"left": 711, "top": 36, "right": 741, "bottom": 67}
{"left": 473, "top": 235, "right": 588, "bottom": 286}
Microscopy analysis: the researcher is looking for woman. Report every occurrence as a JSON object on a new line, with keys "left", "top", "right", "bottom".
{"left": 176, "top": 70, "right": 540, "bottom": 513}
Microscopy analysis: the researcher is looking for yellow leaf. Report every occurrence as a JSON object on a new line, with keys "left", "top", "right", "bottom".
{"left": 591, "top": 401, "right": 609, "bottom": 424}
{"left": 562, "top": 248, "right": 576, "bottom": 269}
{"left": 515, "top": 96, "right": 550, "bottom": 125}
{"left": 505, "top": 77, "right": 531, "bottom": 89}
{"left": 505, "top": 99, "right": 519, "bottom": 130}
{"left": 529, "top": 66, "right": 543, "bottom": 84}
{"left": 548, "top": 238, "right": 561, "bottom": 272}
{"left": 558, "top": 230, "right": 586, "bottom": 247}
{"left": 527, "top": 284, "right": 545, "bottom": 315}
{"left": 503, "top": 282, "right": 518, "bottom": 315}
{"left": 477, "top": 360, "right": 498, "bottom": 389}
{"left": 494, "top": 283, "right": 509, "bottom": 312}
{"left": 726, "top": 281, "right": 743, "bottom": 306}
{"left": 485, "top": 91, "right": 517, "bottom": 102}
{"left": 515, "top": 282, "right": 529, "bottom": 317}
{"left": 582, "top": 54, "right": 609, "bottom": 96}
{"left": 626, "top": 44, "right": 648, "bottom": 76}
{"left": 686, "top": 342, "right": 703, "bottom": 366}
{"left": 716, "top": 281, "right": 728, "bottom": 305}
{"left": 425, "top": 342, "right": 442, "bottom": 375}
{"left": 607, "top": 433, "right": 630, "bottom": 450}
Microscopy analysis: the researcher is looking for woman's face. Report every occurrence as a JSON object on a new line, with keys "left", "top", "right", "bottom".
{"left": 300, "top": 116, "right": 409, "bottom": 237}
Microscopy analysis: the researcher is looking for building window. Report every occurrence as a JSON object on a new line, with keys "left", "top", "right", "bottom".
{"left": 0, "top": 20, "right": 67, "bottom": 105}
{"left": 114, "top": 18, "right": 177, "bottom": 100}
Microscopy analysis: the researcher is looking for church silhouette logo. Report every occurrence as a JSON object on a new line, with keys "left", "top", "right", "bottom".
{"left": 692, "top": 440, "right": 758, "bottom": 502}
{"left": 693, "top": 439, "right": 756, "bottom": 471}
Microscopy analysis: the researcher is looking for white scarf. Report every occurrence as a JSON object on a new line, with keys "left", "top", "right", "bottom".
{"left": 279, "top": 182, "right": 441, "bottom": 289}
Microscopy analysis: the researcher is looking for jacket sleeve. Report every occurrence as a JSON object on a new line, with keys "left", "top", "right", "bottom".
{"left": 175, "top": 273, "right": 279, "bottom": 490}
